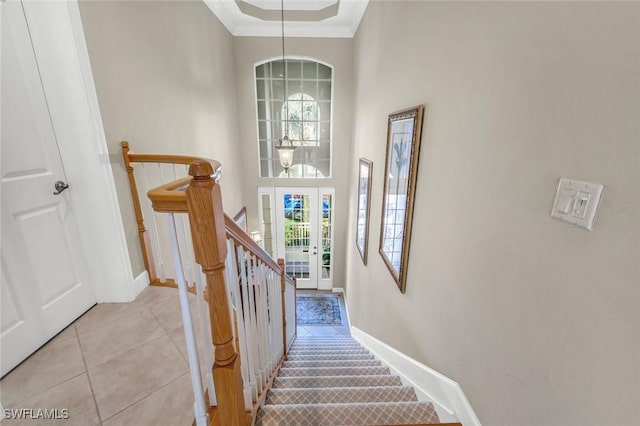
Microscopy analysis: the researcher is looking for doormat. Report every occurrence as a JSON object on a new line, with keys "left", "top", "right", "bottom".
{"left": 296, "top": 295, "right": 342, "bottom": 325}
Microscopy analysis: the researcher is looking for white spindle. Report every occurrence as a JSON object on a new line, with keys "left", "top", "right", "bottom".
{"left": 252, "top": 256, "right": 268, "bottom": 391}
{"left": 238, "top": 246, "right": 259, "bottom": 401}
{"left": 167, "top": 214, "right": 207, "bottom": 426}
{"left": 225, "top": 239, "right": 252, "bottom": 410}
{"left": 194, "top": 264, "right": 216, "bottom": 407}
{"left": 140, "top": 163, "right": 165, "bottom": 281}
{"left": 285, "top": 278, "right": 296, "bottom": 348}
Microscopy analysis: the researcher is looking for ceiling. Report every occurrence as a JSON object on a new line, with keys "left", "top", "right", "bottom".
{"left": 204, "top": 0, "right": 369, "bottom": 38}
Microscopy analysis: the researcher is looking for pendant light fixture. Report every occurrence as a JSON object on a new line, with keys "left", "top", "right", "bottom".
{"left": 275, "top": 0, "right": 295, "bottom": 175}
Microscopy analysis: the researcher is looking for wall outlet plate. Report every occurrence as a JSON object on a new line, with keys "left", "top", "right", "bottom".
{"left": 551, "top": 178, "right": 604, "bottom": 230}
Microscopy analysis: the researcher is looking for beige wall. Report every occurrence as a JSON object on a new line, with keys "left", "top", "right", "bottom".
{"left": 79, "top": 0, "right": 245, "bottom": 276}
{"left": 234, "top": 37, "right": 354, "bottom": 287}
{"left": 346, "top": 2, "right": 639, "bottom": 425}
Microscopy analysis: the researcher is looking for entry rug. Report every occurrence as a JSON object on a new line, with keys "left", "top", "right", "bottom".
{"left": 296, "top": 295, "right": 342, "bottom": 325}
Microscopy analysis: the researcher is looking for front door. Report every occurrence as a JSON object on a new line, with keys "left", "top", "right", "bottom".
{"left": 274, "top": 188, "right": 334, "bottom": 290}
{"left": 1, "top": 0, "right": 96, "bottom": 376}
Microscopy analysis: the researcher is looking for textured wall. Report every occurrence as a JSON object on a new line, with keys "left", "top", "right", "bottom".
{"left": 79, "top": 0, "right": 245, "bottom": 276}
{"left": 346, "top": 2, "right": 640, "bottom": 424}
{"left": 233, "top": 36, "right": 354, "bottom": 288}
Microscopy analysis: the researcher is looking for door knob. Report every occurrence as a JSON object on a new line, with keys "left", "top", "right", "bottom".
{"left": 53, "top": 181, "right": 69, "bottom": 195}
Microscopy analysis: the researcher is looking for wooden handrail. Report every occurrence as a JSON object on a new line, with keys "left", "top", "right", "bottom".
{"left": 147, "top": 176, "right": 191, "bottom": 213}
{"left": 124, "top": 144, "right": 222, "bottom": 171}
{"left": 146, "top": 177, "right": 282, "bottom": 275}
{"left": 224, "top": 215, "right": 279, "bottom": 272}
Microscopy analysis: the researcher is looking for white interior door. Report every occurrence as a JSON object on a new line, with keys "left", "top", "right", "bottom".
{"left": 1, "top": 0, "right": 96, "bottom": 376}
{"left": 274, "top": 187, "right": 334, "bottom": 290}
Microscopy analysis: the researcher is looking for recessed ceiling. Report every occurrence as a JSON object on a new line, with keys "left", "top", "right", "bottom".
{"left": 204, "top": 0, "right": 369, "bottom": 38}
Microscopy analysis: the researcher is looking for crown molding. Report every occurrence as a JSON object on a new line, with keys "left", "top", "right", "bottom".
{"left": 204, "top": 0, "right": 368, "bottom": 38}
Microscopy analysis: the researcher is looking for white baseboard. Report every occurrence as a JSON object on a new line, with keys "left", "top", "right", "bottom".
{"left": 132, "top": 270, "right": 150, "bottom": 299}
{"left": 331, "top": 287, "right": 344, "bottom": 294}
{"left": 351, "top": 326, "right": 481, "bottom": 426}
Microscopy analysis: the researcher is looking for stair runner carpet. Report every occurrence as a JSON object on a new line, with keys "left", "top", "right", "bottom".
{"left": 255, "top": 335, "right": 441, "bottom": 425}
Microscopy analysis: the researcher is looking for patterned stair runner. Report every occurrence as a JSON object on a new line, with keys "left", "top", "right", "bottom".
{"left": 255, "top": 336, "right": 441, "bottom": 425}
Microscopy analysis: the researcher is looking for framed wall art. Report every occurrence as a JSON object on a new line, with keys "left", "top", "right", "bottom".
{"left": 356, "top": 158, "right": 373, "bottom": 264}
{"left": 233, "top": 206, "right": 248, "bottom": 232}
{"left": 379, "top": 105, "right": 424, "bottom": 293}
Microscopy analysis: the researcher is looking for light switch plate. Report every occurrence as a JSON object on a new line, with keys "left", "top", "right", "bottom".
{"left": 551, "top": 178, "right": 604, "bottom": 230}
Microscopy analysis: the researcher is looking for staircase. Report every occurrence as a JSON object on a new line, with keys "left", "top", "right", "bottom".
{"left": 256, "top": 335, "right": 442, "bottom": 425}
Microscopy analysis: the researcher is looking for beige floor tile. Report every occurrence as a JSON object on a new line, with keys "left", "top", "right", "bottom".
{"left": 89, "top": 334, "right": 188, "bottom": 420}
{"left": 150, "top": 292, "right": 201, "bottom": 333}
{"left": 78, "top": 308, "right": 165, "bottom": 369}
{"left": 1, "top": 374, "right": 99, "bottom": 426}
{"left": 75, "top": 302, "right": 146, "bottom": 334}
{"left": 167, "top": 326, "right": 211, "bottom": 388}
{"left": 49, "top": 324, "right": 77, "bottom": 344}
{"left": 102, "top": 373, "right": 194, "bottom": 426}
{"left": 0, "top": 337, "right": 85, "bottom": 407}
{"left": 129, "top": 285, "right": 177, "bottom": 309}
{"left": 149, "top": 296, "right": 184, "bottom": 333}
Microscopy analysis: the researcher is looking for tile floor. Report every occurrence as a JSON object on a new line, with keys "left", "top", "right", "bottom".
{"left": 0, "top": 286, "right": 350, "bottom": 425}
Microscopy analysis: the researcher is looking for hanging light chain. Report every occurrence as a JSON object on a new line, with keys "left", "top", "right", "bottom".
{"left": 281, "top": 0, "right": 288, "bottom": 140}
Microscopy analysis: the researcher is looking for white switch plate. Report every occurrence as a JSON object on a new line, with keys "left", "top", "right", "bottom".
{"left": 551, "top": 178, "right": 604, "bottom": 230}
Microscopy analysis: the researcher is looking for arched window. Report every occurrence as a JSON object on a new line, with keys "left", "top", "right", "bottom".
{"left": 283, "top": 93, "right": 319, "bottom": 144}
{"left": 255, "top": 58, "right": 333, "bottom": 178}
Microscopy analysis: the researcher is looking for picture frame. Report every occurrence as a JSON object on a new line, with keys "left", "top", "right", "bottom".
{"left": 379, "top": 105, "right": 424, "bottom": 293}
{"left": 233, "top": 206, "right": 248, "bottom": 232}
{"left": 356, "top": 158, "right": 373, "bottom": 264}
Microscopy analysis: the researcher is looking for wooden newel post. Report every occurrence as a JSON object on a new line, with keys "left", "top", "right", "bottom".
{"left": 277, "top": 258, "right": 287, "bottom": 357}
{"left": 121, "top": 141, "right": 157, "bottom": 283}
{"left": 186, "top": 161, "right": 246, "bottom": 426}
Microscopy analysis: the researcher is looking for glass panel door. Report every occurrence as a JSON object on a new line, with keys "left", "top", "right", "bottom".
{"left": 275, "top": 188, "right": 319, "bottom": 289}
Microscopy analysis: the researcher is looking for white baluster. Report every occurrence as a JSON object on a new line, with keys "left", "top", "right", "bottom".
{"left": 194, "top": 264, "right": 216, "bottom": 407}
{"left": 167, "top": 214, "right": 207, "bottom": 426}
{"left": 255, "top": 258, "right": 268, "bottom": 390}
{"left": 225, "top": 239, "right": 252, "bottom": 410}
{"left": 140, "top": 163, "right": 165, "bottom": 281}
{"left": 247, "top": 254, "right": 264, "bottom": 392}
{"left": 238, "top": 246, "right": 259, "bottom": 401}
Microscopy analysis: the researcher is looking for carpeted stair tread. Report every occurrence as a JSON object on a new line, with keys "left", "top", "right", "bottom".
{"left": 285, "top": 352, "right": 376, "bottom": 361}
{"left": 293, "top": 338, "right": 356, "bottom": 343}
{"left": 255, "top": 401, "right": 440, "bottom": 426}
{"left": 273, "top": 374, "right": 404, "bottom": 389}
{"left": 265, "top": 386, "right": 419, "bottom": 405}
{"left": 278, "top": 365, "right": 390, "bottom": 377}
{"left": 288, "top": 348, "right": 371, "bottom": 356}
{"left": 283, "top": 359, "right": 382, "bottom": 368}
{"left": 291, "top": 338, "right": 360, "bottom": 345}
{"left": 290, "top": 343, "right": 364, "bottom": 350}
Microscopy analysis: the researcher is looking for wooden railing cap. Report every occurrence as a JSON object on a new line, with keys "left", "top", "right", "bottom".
{"left": 189, "top": 161, "right": 214, "bottom": 179}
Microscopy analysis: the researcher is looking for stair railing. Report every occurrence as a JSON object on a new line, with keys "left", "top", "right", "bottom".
{"left": 126, "top": 142, "right": 295, "bottom": 426}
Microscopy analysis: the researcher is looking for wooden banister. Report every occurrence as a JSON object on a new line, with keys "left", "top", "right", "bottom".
{"left": 136, "top": 144, "right": 297, "bottom": 426}
{"left": 225, "top": 215, "right": 279, "bottom": 272}
{"left": 121, "top": 141, "right": 221, "bottom": 288}
{"left": 121, "top": 141, "right": 157, "bottom": 283}
{"left": 127, "top": 151, "right": 222, "bottom": 170}
{"left": 186, "top": 161, "right": 246, "bottom": 426}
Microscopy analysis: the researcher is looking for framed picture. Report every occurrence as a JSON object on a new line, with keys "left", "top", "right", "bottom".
{"left": 356, "top": 158, "right": 373, "bottom": 264}
{"left": 379, "top": 105, "right": 424, "bottom": 293}
{"left": 233, "top": 206, "right": 247, "bottom": 232}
